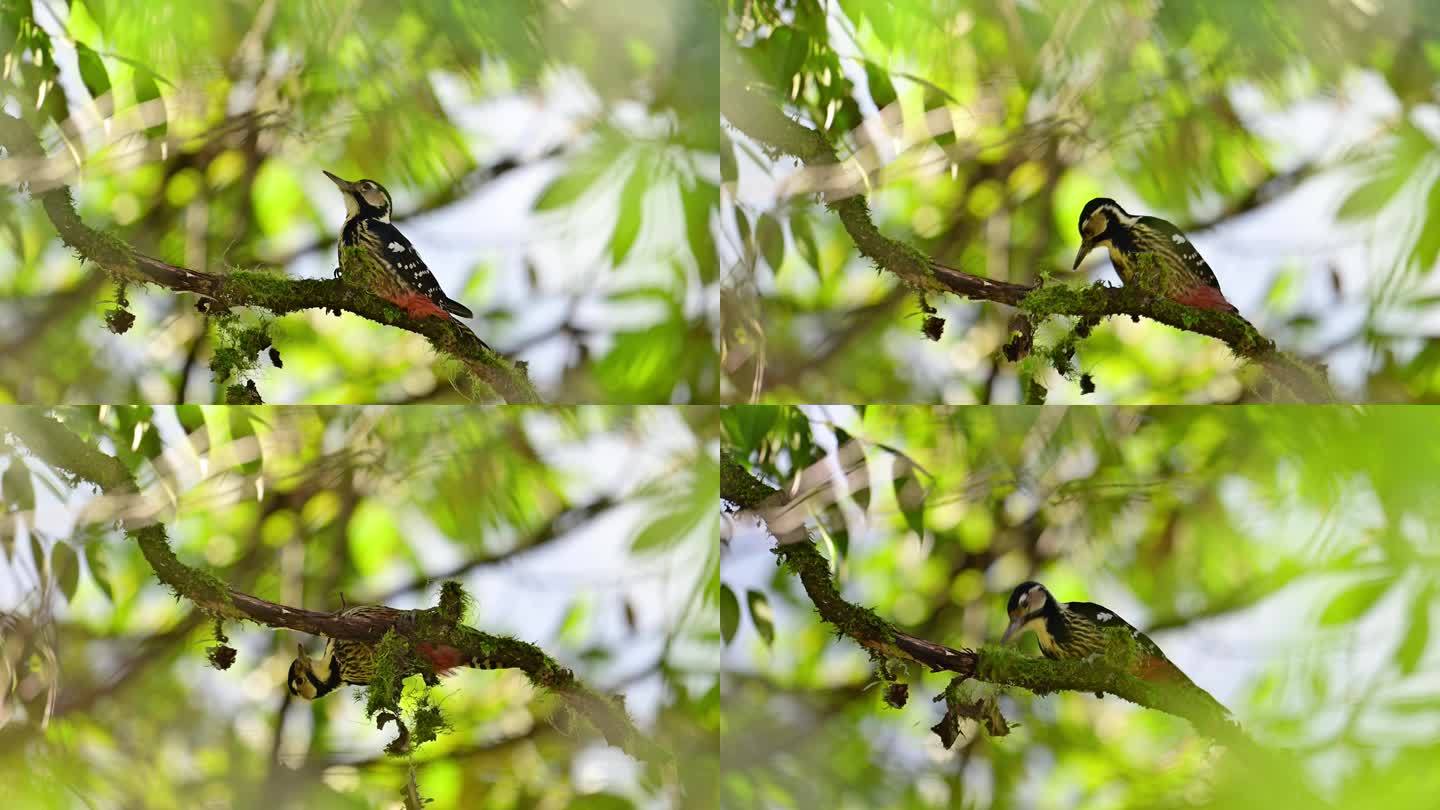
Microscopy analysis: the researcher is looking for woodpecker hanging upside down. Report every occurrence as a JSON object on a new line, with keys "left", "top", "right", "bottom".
{"left": 1073, "top": 197, "right": 1239, "bottom": 315}
{"left": 286, "top": 604, "right": 500, "bottom": 701}
{"left": 1002, "top": 581, "right": 1227, "bottom": 711}
{"left": 323, "top": 170, "right": 475, "bottom": 321}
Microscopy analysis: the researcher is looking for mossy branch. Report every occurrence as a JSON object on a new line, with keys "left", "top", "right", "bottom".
{"left": 721, "top": 450, "right": 1248, "bottom": 745}
{"left": 4, "top": 412, "right": 664, "bottom": 764}
{"left": 0, "top": 113, "right": 538, "bottom": 404}
{"left": 720, "top": 83, "right": 1332, "bottom": 401}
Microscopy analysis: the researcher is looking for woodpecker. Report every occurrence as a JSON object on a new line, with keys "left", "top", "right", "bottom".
{"left": 1002, "top": 581, "right": 1227, "bottom": 712}
{"left": 323, "top": 170, "right": 475, "bottom": 320}
{"left": 286, "top": 604, "right": 499, "bottom": 701}
{"left": 1072, "top": 198, "right": 1238, "bottom": 314}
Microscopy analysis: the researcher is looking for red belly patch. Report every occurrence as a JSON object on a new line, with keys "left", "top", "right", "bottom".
{"left": 387, "top": 290, "right": 449, "bottom": 318}
{"left": 416, "top": 642, "right": 468, "bottom": 675}
{"left": 1135, "top": 655, "right": 1185, "bottom": 683}
{"left": 1173, "top": 286, "right": 1238, "bottom": 314}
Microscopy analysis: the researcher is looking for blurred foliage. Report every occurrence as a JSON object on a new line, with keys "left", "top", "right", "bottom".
{"left": 0, "top": 0, "right": 717, "bottom": 403}
{"left": 722, "top": 0, "right": 1440, "bottom": 403}
{"left": 722, "top": 404, "right": 1440, "bottom": 809}
{"left": 0, "top": 405, "right": 719, "bottom": 809}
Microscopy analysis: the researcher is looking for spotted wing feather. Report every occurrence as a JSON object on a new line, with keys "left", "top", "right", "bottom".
{"left": 360, "top": 220, "right": 474, "bottom": 319}
{"left": 1063, "top": 601, "right": 1187, "bottom": 683}
{"left": 1134, "top": 217, "right": 1221, "bottom": 289}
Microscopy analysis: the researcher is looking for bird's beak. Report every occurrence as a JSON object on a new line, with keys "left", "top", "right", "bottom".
{"left": 1072, "top": 237, "right": 1096, "bottom": 271}
{"left": 323, "top": 170, "right": 354, "bottom": 191}
{"left": 1001, "top": 616, "right": 1025, "bottom": 644}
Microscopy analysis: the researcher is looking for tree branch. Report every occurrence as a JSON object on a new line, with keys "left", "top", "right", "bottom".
{"left": 721, "top": 84, "right": 1332, "bottom": 401}
{"left": 0, "top": 114, "right": 539, "bottom": 404}
{"left": 4, "top": 412, "right": 664, "bottom": 764}
{"left": 721, "top": 450, "right": 1247, "bottom": 745}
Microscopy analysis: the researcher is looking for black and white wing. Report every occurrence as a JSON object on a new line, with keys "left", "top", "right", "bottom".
{"left": 364, "top": 219, "right": 474, "bottom": 319}
{"left": 1065, "top": 601, "right": 1169, "bottom": 663}
{"left": 1136, "top": 216, "right": 1222, "bottom": 290}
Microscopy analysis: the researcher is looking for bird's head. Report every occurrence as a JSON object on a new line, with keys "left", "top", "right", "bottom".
{"left": 1002, "top": 580, "right": 1053, "bottom": 644}
{"left": 1072, "top": 197, "right": 1131, "bottom": 270}
{"left": 324, "top": 171, "right": 392, "bottom": 222}
{"left": 286, "top": 642, "right": 328, "bottom": 701}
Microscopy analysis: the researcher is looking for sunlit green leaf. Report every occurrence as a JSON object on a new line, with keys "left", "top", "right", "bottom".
{"left": 756, "top": 213, "right": 784, "bottom": 272}
{"left": 1396, "top": 587, "right": 1430, "bottom": 675}
{"left": 610, "top": 158, "right": 649, "bottom": 266}
{"left": 52, "top": 541, "right": 80, "bottom": 603}
{"left": 746, "top": 588, "right": 774, "bottom": 645}
{"left": 1318, "top": 576, "right": 1393, "bottom": 626}
{"left": 73, "top": 42, "right": 111, "bottom": 103}
{"left": 720, "top": 583, "right": 739, "bottom": 644}
{"left": 2, "top": 457, "right": 34, "bottom": 513}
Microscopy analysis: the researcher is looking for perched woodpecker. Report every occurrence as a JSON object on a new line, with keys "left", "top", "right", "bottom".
{"left": 1002, "top": 581, "right": 1227, "bottom": 711}
{"left": 1072, "top": 197, "right": 1238, "bottom": 314}
{"left": 323, "top": 170, "right": 475, "bottom": 320}
{"left": 286, "top": 604, "right": 499, "bottom": 701}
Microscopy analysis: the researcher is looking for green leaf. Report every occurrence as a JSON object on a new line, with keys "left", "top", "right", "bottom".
{"left": 73, "top": 42, "right": 110, "bottom": 102}
{"left": 721, "top": 405, "right": 778, "bottom": 453}
{"left": 535, "top": 158, "right": 605, "bottom": 211}
{"left": 1336, "top": 167, "right": 1408, "bottom": 221}
{"left": 567, "top": 792, "right": 635, "bottom": 810}
{"left": 610, "top": 158, "right": 648, "bottom": 266}
{"left": 756, "top": 213, "right": 785, "bottom": 272}
{"left": 1410, "top": 178, "right": 1440, "bottom": 272}
{"left": 863, "top": 60, "right": 897, "bottom": 109}
{"left": 1397, "top": 588, "right": 1431, "bottom": 675}
{"left": 631, "top": 504, "right": 704, "bottom": 553}
{"left": 681, "top": 179, "right": 718, "bottom": 283}
{"left": 746, "top": 588, "right": 774, "bottom": 645}
{"left": 765, "top": 27, "right": 810, "bottom": 87}
{"left": 720, "top": 583, "right": 740, "bottom": 644}
{"left": 52, "top": 541, "right": 80, "bottom": 603}
{"left": 29, "top": 533, "right": 44, "bottom": 576}
{"left": 789, "top": 211, "right": 821, "bottom": 273}
{"left": 893, "top": 474, "right": 925, "bottom": 538}
{"left": 175, "top": 404, "right": 205, "bottom": 434}
{"left": 133, "top": 67, "right": 166, "bottom": 140}
{"left": 720, "top": 132, "right": 737, "bottom": 185}
{"left": 1318, "top": 577, "right": 1393, "bottom": 625}
{"left": 89, "top": 548, "right": 115, "bottom": 603}
{"left": 3, "top": 457, "right": 35, "bottom": 513}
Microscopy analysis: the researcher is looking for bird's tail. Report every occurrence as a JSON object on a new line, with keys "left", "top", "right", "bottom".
{"left": 441, "top": 308, "right": 492, "bottom": 352}
{"left": 441, "top": 297, "right": 474, "bottom": 319}
{"left": 892, "top": 631, "right": 973, "bottom": 673}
